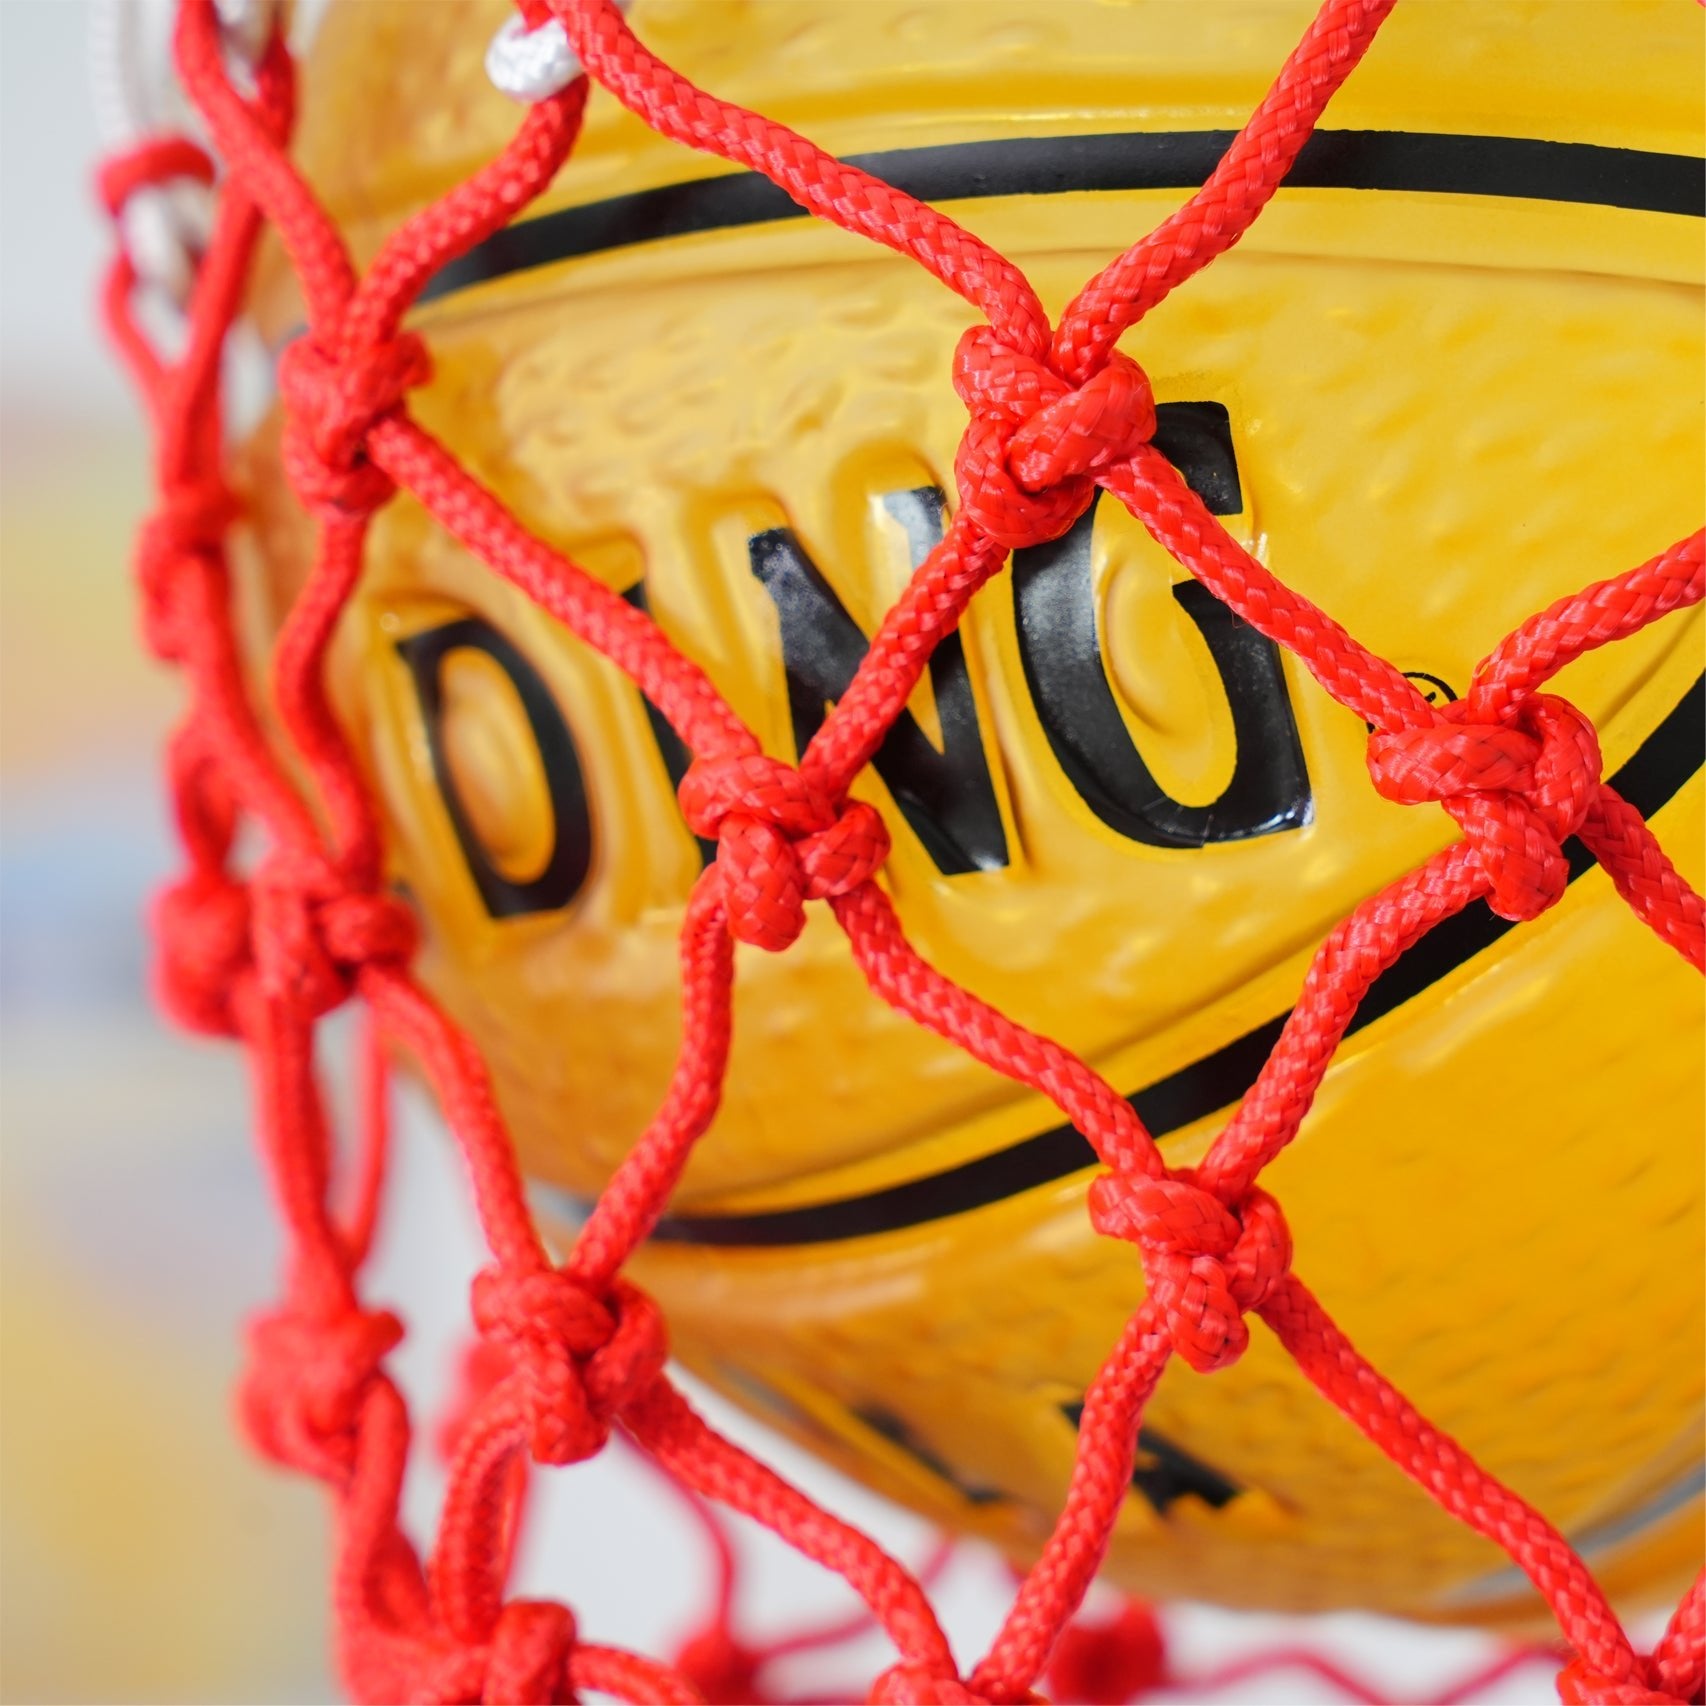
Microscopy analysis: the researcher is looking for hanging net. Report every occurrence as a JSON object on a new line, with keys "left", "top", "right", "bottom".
{"left": 96, "top": 0, "right": 1704, "bottom": 1700}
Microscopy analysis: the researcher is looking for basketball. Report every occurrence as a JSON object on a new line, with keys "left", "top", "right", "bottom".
{"left": 218, "top": 0, "right": 1706, "bottom": 1624}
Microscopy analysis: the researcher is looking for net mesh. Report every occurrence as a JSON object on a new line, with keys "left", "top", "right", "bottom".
{"left": 96, "top": 0, "right": 1705, "bottom": 1700}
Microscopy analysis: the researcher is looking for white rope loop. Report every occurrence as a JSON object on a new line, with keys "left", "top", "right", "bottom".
{"left": 213, "top": 0, "right": 277, "bottom": 66}
{"left": 486, "top": 15, "right": 581, "bottom": 102}
{"left": 486, "top": 2, "right": 631, "bottom": 103}
{"left": 89, "top": 0, "right": 282, "bottom": 307}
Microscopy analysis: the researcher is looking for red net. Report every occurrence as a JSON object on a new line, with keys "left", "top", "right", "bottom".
{"left": 97, "top": 0, "right": 1705, "bottom": 1700}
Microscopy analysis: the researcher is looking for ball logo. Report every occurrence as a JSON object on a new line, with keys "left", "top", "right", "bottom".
{"left": 397, "top": 404, "right": 1314, "bottom": 919}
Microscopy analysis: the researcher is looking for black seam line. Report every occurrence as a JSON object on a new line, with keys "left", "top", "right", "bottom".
{"left": 419, "top": 131, "right": 1705, "bottom": 306}
{"left": 640, "top": 674, "right": 1704, "bottom": 1249}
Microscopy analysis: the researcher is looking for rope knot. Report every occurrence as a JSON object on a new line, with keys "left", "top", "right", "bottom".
{"left": 276, "top": 331, "right": 430, "bottom": 517}
{"left": 95, "top": 135, "right": 214, "bottom": 221}
{"left": 678, "top": 754, "right": 890, "bottom": 950}
{"left": 1088, "top": 1171, "right": 1291, "bottom": 1373}
{"left": 868, "top": 1665, "right": 1019, "bottom": 1704}
{"left": 1556, "top": 1656, "right": 1685, "bottom": 1705}
{"left": 481, "top": 1599, "right": 578, "bottom": 1705}
{"left": 154, "top": 869, "right": 253, "bottom": 1036}
{"left": 673, "top": 1623, "right": 766, "bottom": 1704}
{"left": 249, "top": 851, "right": 418, "bottom": 1019}
{"left": 471, "top": 1267, "right": 666, "bottom": 1466}
{"left": 951, "top": 324, "right": 1156, "bottom": 551}
{"left": 135, "top": 478, "right": 237, "bottom": 659}
{"left": 1048, "top": 1600, "right": 1167, "bottom": 1706}
{"left": 1367, "top": 692, "right": 1602, "bottom": 922}
{"left": 239, "top": 1304, "right": 403, "bottom": 1480}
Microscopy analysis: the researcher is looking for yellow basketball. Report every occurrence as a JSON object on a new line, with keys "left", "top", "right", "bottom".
{"left": 236, "top": 0, "right": 1704, "bottom": 1622}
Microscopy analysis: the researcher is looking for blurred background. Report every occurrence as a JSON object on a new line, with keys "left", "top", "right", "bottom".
{"left": 0, "top": 3, "right": 1587, "bottom": 1702}
{"left": 1, "top": 3, "right": 336, "bottom": 1695}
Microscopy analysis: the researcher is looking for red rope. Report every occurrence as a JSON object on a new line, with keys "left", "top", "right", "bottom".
{"left": 98, "top": 0, "right": 1704, "bottom": 1700}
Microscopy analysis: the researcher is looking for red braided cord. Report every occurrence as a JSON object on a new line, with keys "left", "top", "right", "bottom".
{"left": 557, "top": 0, "right": 1052, "bottom": 358}
{"left": 1652, "top": 1573, "right": 1706, "bottom": 1704}
{"left": 1049, "top": 0, "right": 1399, "bottom": 380}
{"left": 98, "top": 0, "right": 1705, "bottom": 1700}
{"left": 1179, "top": 1639, "right": 1549, "bottom": 1706}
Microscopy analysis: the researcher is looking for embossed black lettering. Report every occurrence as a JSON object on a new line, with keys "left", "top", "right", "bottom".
{"left": 1061, "top": 1401, "right": 1242, "bottom": 1515}
{"left": 854, "top": 1404, "right": 1006, "bottom": 1506}
{"left": 396, "top": 617, "right": 593, "bottom": 918}
{"left": 623, "top": 581, "right": 717, "bottom": 867}
{"left": 1151, "top": 401, "right": 1243, "bottom": 516}
{"left": 1014, "top": 409, "right": 1309, "bottom": 847}
{"left": 750, "top": 491, "right": 1009, "bottom": 874}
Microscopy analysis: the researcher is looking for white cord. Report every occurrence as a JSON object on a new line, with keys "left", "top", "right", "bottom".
{"left": 486, "top": 2, "right": 631, "bottom": 103}
{"left": 87, "top": 0, "right": 289, "bottom": 306}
